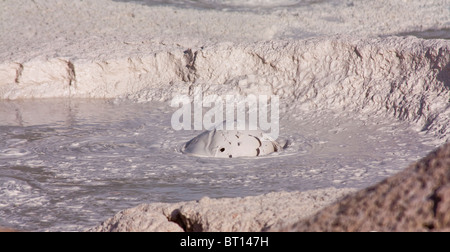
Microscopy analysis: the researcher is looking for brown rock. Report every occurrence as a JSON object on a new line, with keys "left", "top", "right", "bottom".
{"left": 277, "top": 143, "right": 450, "bottom": 232}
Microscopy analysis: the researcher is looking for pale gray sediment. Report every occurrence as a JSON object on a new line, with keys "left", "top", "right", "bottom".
{"left": 0, "top": 0, "right": 449, "bottom": 231}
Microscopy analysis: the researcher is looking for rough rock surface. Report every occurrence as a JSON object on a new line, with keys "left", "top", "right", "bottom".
{"left": 88, "top": 188, "right": 355, "bottom": 232}
{"left": 276, "top": 143, "right": 450, "bottom": 232}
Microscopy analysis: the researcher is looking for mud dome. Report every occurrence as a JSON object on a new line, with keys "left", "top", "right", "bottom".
{"left": 182, "top": 121, "right": 281, "bottom": 158}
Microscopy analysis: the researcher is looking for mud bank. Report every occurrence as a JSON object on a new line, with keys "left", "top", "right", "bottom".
{"left": 1, "top": 37, "right": 449, "bottom": 143}
{"left": 88, "top": 187, "right": 355, "bottom": 232}
{"left": 1, "top": 0, "right": 449, "bottom": 143}
{"left": 0, "top": 0, "right": 449, "bottom": 231}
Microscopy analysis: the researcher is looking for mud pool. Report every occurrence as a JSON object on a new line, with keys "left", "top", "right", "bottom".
{"left": 0, "top": 99, "right": 437, "bottom": 231}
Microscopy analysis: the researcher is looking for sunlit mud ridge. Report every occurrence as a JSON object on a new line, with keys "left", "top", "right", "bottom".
{"left": 1, "top": 37, "right": 449, "bottom": 143}
{"left": 88, "top": 187, "right": 356, "bottom": 232}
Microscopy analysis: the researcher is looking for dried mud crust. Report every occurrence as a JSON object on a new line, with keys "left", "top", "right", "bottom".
{"left": 87, "top": 188, "right": 355, "bottom": 232}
